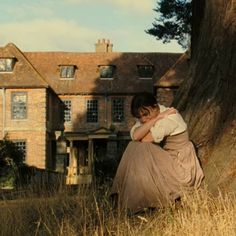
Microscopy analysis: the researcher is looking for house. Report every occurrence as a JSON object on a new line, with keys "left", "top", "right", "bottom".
{"left": 155, "top": 52, "right": 190, "bottom": 106}
{"left": 0, "top": 39, "right": 181, "bottom": 184}
{"left": 0, "top": 43, "right": 63, "bottom": 171}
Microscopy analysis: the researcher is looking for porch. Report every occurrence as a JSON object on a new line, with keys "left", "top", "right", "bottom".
{"left": 56, "top": 127, "right": 125, "bottom": 185}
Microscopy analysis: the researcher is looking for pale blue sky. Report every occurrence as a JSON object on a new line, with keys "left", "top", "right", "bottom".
{"left": 0, "top": 0, "right": 184, "bottom": 53}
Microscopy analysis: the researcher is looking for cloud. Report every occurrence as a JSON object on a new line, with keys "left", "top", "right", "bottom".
{"left": 0, "top": 19, "right": 104, "bottom": 52}
{"left": 64, "top": 0, "right": 154, "bottom": 15}
{"left": 0, "top": 0, "right": 183, "bottom": 53}
{"left": 0, "top": 18, "right": 183, "bottom": 53}
{"left": 2, "top": 2, "right": 56, "bottom": 21}
{"left": 108, "top": 28, "right": 183, "bottom": 53}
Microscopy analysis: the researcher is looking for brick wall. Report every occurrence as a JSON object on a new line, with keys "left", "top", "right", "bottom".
{"left": 6, "top": 131, "right": 46, "bottom": 168}
{"left": 4, "top": 88, "right": 46, "bottom": 129}
{"left": 1, "top": 88, "right": 48, "bottom": 169}
{"left": 60, "top": 95, "right": 135, "bottom": 133}
{"left": 46, "top": 90, "right": 64, "bottom": 132}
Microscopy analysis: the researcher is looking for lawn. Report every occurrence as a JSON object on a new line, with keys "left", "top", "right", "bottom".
{"left": 0, "top": 183, "right": 235, "bottom": 236}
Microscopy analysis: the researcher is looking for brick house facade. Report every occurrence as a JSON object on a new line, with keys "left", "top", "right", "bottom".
{"left": 0, "top": 43, "right": 63, "bottom": 171}
{"left": 0, "top": 40, "right": 181, "bottom": 184}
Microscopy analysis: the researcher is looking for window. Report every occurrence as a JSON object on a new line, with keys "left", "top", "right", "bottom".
{"left": 11, "top": 92, "right": 27, "bottom": 119}
{"left": 13, "top": 140, "right": 27, "bottom": 161}
{"left": 60, "top": 65, "right": 76, "bottom": 79}
{"left": 87, "top": 100, "right": 98, "bottom": 123}
{"left": 62, "top": 100, "right": 72, "bottom": 122}
{"left": 112, "top": 98, "right": 125, "bottom": 122}
{"left": 137, "top": 65, "right": 154, "bottom": 79}
{"left": 99, "top": 65, "right": 116, "bottom": 79}
{"left": 0, "top": 58, "right": 16, "bottom": 72}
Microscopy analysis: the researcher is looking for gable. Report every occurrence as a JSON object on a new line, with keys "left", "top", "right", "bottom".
{"left": 0, "top": 43, "right": 48, "bottom": 88}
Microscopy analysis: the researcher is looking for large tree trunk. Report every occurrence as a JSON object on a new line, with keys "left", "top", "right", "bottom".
{"left": 174, "top": 0, "right": 236, "bottom": 192}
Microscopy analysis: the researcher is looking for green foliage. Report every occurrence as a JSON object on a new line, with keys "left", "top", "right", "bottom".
{"left": 0, "top": 139, "right": 24, "bottom": 167}
{"left": 0, "top": 139, "right": 24, "bottom": 188}
{"left": 0, "top": 167, "right": 16, "bottom": 189}
{"left": 146, "top": 0, "right": 192, "bottom": 49}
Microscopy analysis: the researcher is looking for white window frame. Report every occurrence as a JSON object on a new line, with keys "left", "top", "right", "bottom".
{"left": 0, "top": 58, "right": 16, "bottom": 72}
{"left": 98, "top": 65, "right": 116, "bottom": 80}
{"left": 11, "top": 92, "right": 27, "bottom": 120}
{"left": 112, "top": 98, "right": 125, "bottom": 123}
{"left": 62, "top": 100, "right": 72, "bottom": 122}
{"left": 59, "top": 65, "right": 76, "bottom": 79}
{"left": 86, "top": 99, "right": 98, "bottom": 123}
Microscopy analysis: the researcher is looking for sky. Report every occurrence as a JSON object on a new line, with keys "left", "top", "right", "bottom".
{"left": 0, "top": 0, "right": 184, "bottom": 53}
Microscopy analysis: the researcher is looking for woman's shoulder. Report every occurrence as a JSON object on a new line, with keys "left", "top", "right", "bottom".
{"left": 158, "top": 104, "right": 187, "bottom": 126}
{"left": 158, "top": 104, "right": 168, "bottom": 112}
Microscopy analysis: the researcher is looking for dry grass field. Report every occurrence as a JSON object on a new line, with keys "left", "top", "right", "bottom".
{"left": 0, "top": 184, "right": 235, "bottom": 236}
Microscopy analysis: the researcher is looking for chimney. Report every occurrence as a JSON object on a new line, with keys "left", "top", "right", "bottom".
{"left": 95, "top": 39, "right": 113, "bottom": 53}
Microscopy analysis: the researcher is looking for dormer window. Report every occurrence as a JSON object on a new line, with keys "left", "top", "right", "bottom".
{"left": 137, "top": 65, "right": 154, "bottom": 79}
{"left": 0, "top": 58, "right": 17, "bottom": 72}
{"left": 60, "top": 65, "right": 76, "bottom": 79}
{"left": 99, "top": 65, "right": 116, "bottom": 80}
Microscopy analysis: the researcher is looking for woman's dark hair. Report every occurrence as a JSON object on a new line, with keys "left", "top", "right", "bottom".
{"left": 131, "top": 92, "right": 158, "bottom": 118}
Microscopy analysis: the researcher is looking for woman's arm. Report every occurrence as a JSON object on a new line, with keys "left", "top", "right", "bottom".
{"left": 140, "top": 131, "right": 154, "bottom": 142}
{"left": 132, "top": 116, "right": 162, "bottom": 141}
{"left": 132, "top": 107, "right": 177, "bottom": 141}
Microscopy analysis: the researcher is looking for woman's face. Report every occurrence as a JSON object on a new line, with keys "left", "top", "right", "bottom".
{"left": 138, "top": 106, "right": 159, "bottom": 124}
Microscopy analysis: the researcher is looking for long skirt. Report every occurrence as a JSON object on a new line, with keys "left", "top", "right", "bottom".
{"left": 110, "top": 131, "right": 204, "bottom": 213}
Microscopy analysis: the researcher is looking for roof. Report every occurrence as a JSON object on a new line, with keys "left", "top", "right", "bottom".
{"left": 25, "top": 51, "right": 181, "bottom": 94}
{"left": 155, "top": 52, "right": 190, "bottom": 87}
{"left": 0, "top": 43, "right": 49, "bottom": 88}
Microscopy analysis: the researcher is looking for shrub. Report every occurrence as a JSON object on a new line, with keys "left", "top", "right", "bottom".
{"left": 0, "top": 139, "right": 24, "bottom": 188}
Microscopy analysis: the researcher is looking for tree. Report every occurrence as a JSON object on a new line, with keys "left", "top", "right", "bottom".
{"left": 0, "top": 139, "right": 24, "bottom": 188}
{"left": 173, "top": 0, "right": 236, "bottom": 192}
{"left": 146, "top": 0, "right": 192, "bottom": 49}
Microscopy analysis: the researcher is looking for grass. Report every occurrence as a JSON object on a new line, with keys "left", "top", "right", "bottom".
{"left": 0, "top": 183, "right": 235, "bottom": 236}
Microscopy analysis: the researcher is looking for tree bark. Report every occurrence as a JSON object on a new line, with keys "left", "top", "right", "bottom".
{"left": 174, "top": 0, "right": 236, "bottom": 192}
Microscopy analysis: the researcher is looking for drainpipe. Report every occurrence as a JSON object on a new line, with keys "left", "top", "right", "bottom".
{"left": 104, "top": 95, "right": 108, "bottom": 128}
{"left": 1, "top": 88, "right": 6, "bottom": 139}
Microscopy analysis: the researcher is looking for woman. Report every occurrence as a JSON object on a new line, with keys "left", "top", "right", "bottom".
{"left": 111, "top": 92, "right": 204, "bottom": 213}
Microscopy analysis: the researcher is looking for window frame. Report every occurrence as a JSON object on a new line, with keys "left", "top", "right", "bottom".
{"left": 11, "top": 92, "right": 27, "bottom": 120}
{"left": 98, "top": 65, "right": 116, "bottom": 80}
{"left": 86, "top": 99, "right": 98, "bottom": 123}
{"left": 59, "top": 65, "right": 76, "bottom": 79}
{"left": 0, "top": 58, "right": 17, "bottom": 72}
{"left": 12, "top": 140, "right": 27, "bottom": 162}
{"left": 112, "top": 97, "right": 125, "bottom": 123}
{"left": 137, "top": 65, "right": 155, "bottom": 79}
{"left": 62, "top": 100, "right": 72, "bottom": 123}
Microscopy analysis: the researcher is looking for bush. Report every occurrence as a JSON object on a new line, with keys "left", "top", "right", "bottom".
{"left": 0, "top": 139, "right": 24, "bottom": 189}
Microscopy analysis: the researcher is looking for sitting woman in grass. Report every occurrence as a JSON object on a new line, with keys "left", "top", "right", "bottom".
{"left": 111, "top": 92, "right": 204, "bottom": 214}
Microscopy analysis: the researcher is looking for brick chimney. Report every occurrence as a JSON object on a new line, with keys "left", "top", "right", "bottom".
{"left": 95, "top": 39, "right": 113, "bottom": 53}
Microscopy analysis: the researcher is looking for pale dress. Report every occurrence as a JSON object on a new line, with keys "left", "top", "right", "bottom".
{"left": 111, "top": 105, "right": 204, "bottom": 213}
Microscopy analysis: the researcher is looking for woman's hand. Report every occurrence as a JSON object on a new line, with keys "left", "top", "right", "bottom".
{"left": 158, "top": 107, "right": 177, "bottom": 119}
